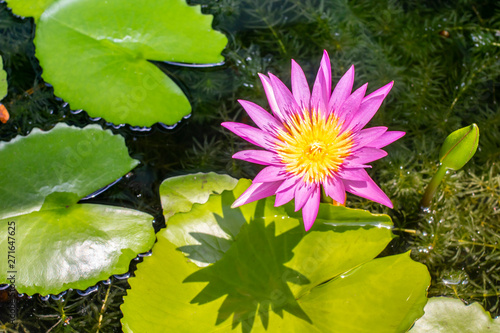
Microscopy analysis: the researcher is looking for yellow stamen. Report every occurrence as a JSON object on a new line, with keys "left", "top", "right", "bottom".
{"left": 276, "top": 109, "right": 353, "bottom": 184}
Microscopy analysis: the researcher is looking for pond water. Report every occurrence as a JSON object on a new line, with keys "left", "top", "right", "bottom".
{"left": 0, "top": 0, "right": 499, "bottom": 332}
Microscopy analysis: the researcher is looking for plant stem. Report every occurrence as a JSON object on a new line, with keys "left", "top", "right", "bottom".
{"left": 96, "top": 282, "right": 112, "bottom": 333}
{"left": 392, "top": 228, "right": 417, "bottom": 234}
{"left": 421, "top": 164, "right": 447, "bottom": 209}
{"left": 320, "top": 186, "right": 345, "bottom": 206}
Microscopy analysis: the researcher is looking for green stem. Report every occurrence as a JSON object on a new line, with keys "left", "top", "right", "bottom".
{"left": 320, "top": 185, "right": 333, "bottom": 204}
{"left": 420, "top": 164, "right": 448, "bottom": 209}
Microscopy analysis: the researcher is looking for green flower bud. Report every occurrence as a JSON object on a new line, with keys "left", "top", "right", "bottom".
{"left": 439, "top": 124, "right": 479, "bottom": 170}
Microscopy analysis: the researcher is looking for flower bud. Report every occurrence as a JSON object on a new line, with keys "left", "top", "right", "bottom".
{"left": 439, "top": 124, "right": 479, "bottom": 170}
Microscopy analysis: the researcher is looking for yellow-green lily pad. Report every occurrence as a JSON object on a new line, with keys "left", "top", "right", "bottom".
{"left": 7, "top": 0, "right": 228, "bottom": 126}
{"left": 122, "top": 174, "right": 430, "bottom": 332}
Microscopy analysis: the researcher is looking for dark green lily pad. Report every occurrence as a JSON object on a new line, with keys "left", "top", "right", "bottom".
{"left": 122, "top": 174, "right": 430, "bottom": 332}
{"left": 7, "top": 0, "right": 228, "bottom": 126}
{"left": 0, "top": 124, "right": 155, "bottom": 295}
{"left": 409, "top": 297, "right": 500, "bottom": 333}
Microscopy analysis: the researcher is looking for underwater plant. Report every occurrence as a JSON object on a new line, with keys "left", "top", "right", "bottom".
{"left": 222, "top": 50, "right": 404, "bottom": 230}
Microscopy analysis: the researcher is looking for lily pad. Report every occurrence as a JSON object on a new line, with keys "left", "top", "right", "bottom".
{"left": 122, "top": 174, "right": 430, "bottom": 332}
{"left": 7, "top": 0, "right": 228, "bottom": 126}
{"left": 5, "top": 0, "right": 57, "bottom": 20}
{"left": 160, "top": 172, "right": 238, "bottom": 220}
{"left": 0, "top": 124, "right": 155, "bottom": 295}
{"left": 409, "top": 297, "right": 500, "bottom": 333}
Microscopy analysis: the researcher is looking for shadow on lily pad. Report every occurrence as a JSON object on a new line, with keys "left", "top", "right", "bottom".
{"left": 183, "top": 217, "right": 311, "bottom": 332}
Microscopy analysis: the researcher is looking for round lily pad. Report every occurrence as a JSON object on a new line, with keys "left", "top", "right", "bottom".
{"left": 7, "top": 0, "right": 228, "bottom": 126}
{"left": 409, "top": 297, "right": 500, "bottom": 333}
{"left": 122, "top": 174, "right": 430, "bottom": 332}
{"left": 0, "top": 124, "right": 155, "bottom": 295}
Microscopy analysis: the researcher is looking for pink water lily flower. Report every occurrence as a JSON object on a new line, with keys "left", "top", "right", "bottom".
{"left": 222, "top": 50, "right": 404, "bottom": 231}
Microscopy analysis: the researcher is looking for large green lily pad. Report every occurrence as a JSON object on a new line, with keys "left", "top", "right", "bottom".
{"left": 7, "top": 0, "right": 227, "bottom": 126}
{"left": 122, "top": 174, "right": 430, "bottom": 332}
{"left": 409, "top": 297, "right": 500, "bottom": 333}
{"left": 0, "top": 124, "right": 155, "bottom": 295}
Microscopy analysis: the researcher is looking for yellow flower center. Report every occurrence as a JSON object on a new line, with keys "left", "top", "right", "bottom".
{"left": 276, "top": 109, "right": 353, "bottom": 184}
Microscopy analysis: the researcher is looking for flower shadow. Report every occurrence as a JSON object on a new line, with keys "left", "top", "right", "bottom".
{"left": 176, "top": 190, "right": 248, "bottom": 265}
{"left": 181, "top": 200, "right": 312, "bottom": 332}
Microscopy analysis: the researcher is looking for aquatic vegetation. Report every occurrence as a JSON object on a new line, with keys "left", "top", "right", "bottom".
{"left": 122, "top": 173, "right": 430, "bottom": 332}
{"left": 0, "top": 124, "right": 155, "bottom": 295}
{"left": 223, "top": 50, "right": 403, "bottom": 230}
{"left": 6, "top": 0, "right": 227, "bottom": 126}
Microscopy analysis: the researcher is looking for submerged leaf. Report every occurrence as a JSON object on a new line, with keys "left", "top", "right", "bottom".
{"left": 122, "top": 173, "right": 430, "bottom": 332}
{"left": 0, "top": 124, "right": 155, "bottom": 295}
{"left": 7, "top": 0, "right": 228, "bottom": 126}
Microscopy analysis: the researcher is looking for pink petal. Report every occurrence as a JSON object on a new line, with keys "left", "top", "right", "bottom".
{"left": 338, "top": 83, "right": 368, "bottom": 127}
{"left": 311, "top": 50, "right": 331, "bottom": 114}
{"left": 327, "top": 65, "right": 354, "bottom": 116}
{"left": 342, "top": 171, "right": 393, "bottom": 208}
{"left": 259, "top": 73, "right": 286, "bottom": 123}
{"left": 269, "top": 73, "right": 300, "bottom": 120}
{"left": 221, "top": 122, "right": 277, "bottom": 151}
{"left": 338, "top": 168, "right": 371, "bottom": 181}
{"left": 238, "top": 99, "right": 284, "bottom": 135}
{"left": 302, "top": 186, "right": 321, "bottom": 231}
{"left": 291, "top": 60, "right": 311, "bottom": 110}
{"left": 354, "top": 126, "right": 388, "bottom": 148}
{"left": 323, "top": 176, "right": 346, "bottom": 204}
{"left": 344, "top": 147, "right": 388, "bottom": 166}
{"left": 366, "top": 131, "right": 405, "bottom": 149}
{"left": 253, "top": 166, "right": 288, "bottom": 183}
{"left": 320, "top": 50, "right": 332, "bottom": 94}
{"left": 275, "top": 181, "right": 297, "bottom": 206}
{"left": 232, "top": 181, "right": 282, "bottom": 208}
{"left": 294, "top": 182, "right": 317, "bottom": 212}
{"left": 232, "top": 150, "right": 281, "bottom": 166}
{"left": 277, "top": 176, "right": 300, "bottom": 193}
{"left": 349, "top": 81, "right": 393, "bottom": 131}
